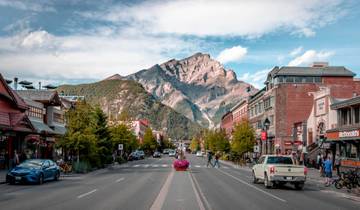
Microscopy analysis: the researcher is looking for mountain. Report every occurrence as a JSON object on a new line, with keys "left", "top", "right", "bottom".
{"left": 127, "top": 53, "right": 256, "bottom": 127}
{"left": 57, "top": 79, "right": 202, "bottom": 139}
{"left": 103, "top": 74, "right": 123, "bottom": 81}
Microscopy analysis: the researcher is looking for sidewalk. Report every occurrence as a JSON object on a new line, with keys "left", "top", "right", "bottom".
{"left": 0, "top": 169, "right": 7, "bottom": 184}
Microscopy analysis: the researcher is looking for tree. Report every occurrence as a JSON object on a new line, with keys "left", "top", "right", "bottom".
{"left": 141, "top": 128, "right": 158, "bottom": 154}
{"left": 190, "top": 137, "right": 200, "bottom": 152}
{"left": 59, "top": 101, "right": 99, "bottom": 167}
{"left": 93, "top": 106, "right": 112, "bottom": 166}
{"left": 231, "top": 120, "right": 255, "bottom": 160}
{"left": 110, "top": 123, "right": 138, "bottom": 155}
{"left": 204, "top": 129, "right": 230, "bottom": 153}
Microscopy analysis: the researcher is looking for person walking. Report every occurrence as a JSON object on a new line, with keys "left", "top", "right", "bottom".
{"left": 207, "top": 151, "right": 213, "bottom": 167}
{"left": 13, "top": 150, "right": 19, "bottom": 168}
{"left": 334, "top": 154, "right": 341, "bottom": 177}
{"left": 319, "top": 154, "right": 324, "bottom": 177}
{"left": 316, "top": 153, "right": 321, "bottom": 169}
{"left": 323, "top": 156, "right": 333, "bottom": 186}
{"left": 213, "top": 152, "right": 220, "bottom": 168}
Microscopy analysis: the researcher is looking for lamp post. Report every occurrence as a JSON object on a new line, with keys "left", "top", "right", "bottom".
{"left": 263, "top": 118, "right": 270, "bottom": 154}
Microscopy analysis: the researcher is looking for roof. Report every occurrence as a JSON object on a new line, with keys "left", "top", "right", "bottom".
{"left": 30, "top": 119, "right": 54, "bottom": 134}
{"left": 268, "top": 66, "right": 355, "bottom": 78}
{"left": 0, "top": 74, "right": 28, "bottom": 110}
{"left": 248, "top": 87, "right": 266, "bottom": 104}
{"left": 331, "top": 96, "right": 360, "bottom": 109}
{"left": 230, "top": 99, "right": 248, "bottom": 112}
{"left": 52, "top": 125, "right": 66, "bottom": 135}
{"left": 16, "top": 90, "right": 61, "bottom": 105}
{"left": 221, "top": 111, "right": 233, "bottom": 120}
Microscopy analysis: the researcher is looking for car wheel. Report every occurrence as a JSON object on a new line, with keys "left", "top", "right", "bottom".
{"left": 294, "top": 182, "right": 304, "bottom": 190}
{"left": 38, "top": 174, "right": 44, "bottom": 185}
{"left": 264, "top": 174, "right": 273, "bottom": 189}
{"left": 252, "top": 171, "right": 258, "bottom": 184}
{"left": 54, "top": 171, "right": 60, "bottom": 181}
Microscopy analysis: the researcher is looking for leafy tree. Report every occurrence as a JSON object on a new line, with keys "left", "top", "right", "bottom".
{"left": 110, "top": 123, "right": 138, "bottom": 155}
{"left": 141, "top": 127, "right": 158, "bottom": 154}
{"left": 190, "top": 137, "right": 200, "bottom": 152}
{"left": 59, "top": 102, "right": 99, "bottom": 167}
{"left": 204, "top": 129, "right": 230, "bottom": 153}
{"left": 93, "top": 106, "right": 112, "bottom": 166}
{"left": 231, "top": 120, "right": 255, "bottom": 160}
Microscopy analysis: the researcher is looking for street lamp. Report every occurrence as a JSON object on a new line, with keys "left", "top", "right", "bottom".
{"left": 263, "top": 118, "right": 270, "bottom": 154}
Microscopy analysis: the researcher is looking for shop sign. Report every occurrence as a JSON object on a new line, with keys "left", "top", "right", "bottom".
{"left": 253, "top": 145, "right": 259, "bottom": 153}
{"left": 339, "top": 130, "right": 359, "bottom": 138}
{"left": 316, "top": 98, "right": 326, "bottom": 116}
{"left": 321, "top": 142, "right": 331, "bottom": 149}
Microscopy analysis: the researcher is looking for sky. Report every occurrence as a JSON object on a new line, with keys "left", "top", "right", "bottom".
{"left": 0, "top": 0, "right": 360, "bottom": 88}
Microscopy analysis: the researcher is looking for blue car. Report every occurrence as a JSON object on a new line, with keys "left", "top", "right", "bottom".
{"left": 6, "top": 159, "right": 60, "bottom": 185}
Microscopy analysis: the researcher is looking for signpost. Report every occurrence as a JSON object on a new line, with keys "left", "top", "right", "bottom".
{"left": 118, "top": 144, "right": 123, "bottom": 151}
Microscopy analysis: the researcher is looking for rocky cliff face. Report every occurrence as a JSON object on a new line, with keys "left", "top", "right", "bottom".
{"left": 57, "top": 79, "right": 202, "bottom": 139}
{"left": 127, "top": 53, "right": 256, "bottom": 127}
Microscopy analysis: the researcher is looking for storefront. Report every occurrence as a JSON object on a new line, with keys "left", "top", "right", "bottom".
{"left": 326, "top": 128, "right": 360, "bottom": 169}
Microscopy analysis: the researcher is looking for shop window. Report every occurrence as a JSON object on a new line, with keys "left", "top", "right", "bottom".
{"left": 354, "top": 106, "right": 360, "bottom": 124}
{"left": 305, "top": 77, "right": 314, "bottom": 83}
{"left": 285, "top": 76, "right": 294, "bottom": 83}
{"left": 314, "top": 77, "right": 322, "bottom": 83}
{"left": 294, "top": 77, "right": 302, "bottom": 83}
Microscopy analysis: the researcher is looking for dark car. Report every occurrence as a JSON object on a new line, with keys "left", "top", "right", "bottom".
{"left": 128, "top": 152, "right": 140, "bottom": 161}
{"left": 6, "top": 159, "right": 60, "bottom": 185}
{"left": 153, "top": 151, "right": 162, "bottom": 158}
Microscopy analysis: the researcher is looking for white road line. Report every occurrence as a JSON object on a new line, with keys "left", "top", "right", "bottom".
{"left": 133, "top": 165, "right": 140, "bottom": 168}
{"left": 150, "top": 170, "right": 175, "bottom": 210}
{"left": 144, "top": 164, "right": 150, "bottom": 168}
{"left": 77, "top": 189, "right": 97, "bottom": 199}
{"left": 162, "top": 164, "right": 168, "bottom": 167}
{"left": 152, "top": 164, "right": 159, "bottom": 167}
{"left": 189, "top": 171, "right": 211, "bottom": 210}
{"left": 195, "top": 165, "right": 201, "bottom": 168}
{"left": 217, "top": 169, "right": 287, "bottom": 203}
{"left": 115, "top": 177, "right": 125, "bottom": 183}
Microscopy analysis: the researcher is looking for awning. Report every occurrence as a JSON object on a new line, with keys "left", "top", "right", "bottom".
{"left": 52, "top": 125, "right": 66, "bottom": 135}
{"left": 30, "top": 119, "right": 54, "bottom": 134}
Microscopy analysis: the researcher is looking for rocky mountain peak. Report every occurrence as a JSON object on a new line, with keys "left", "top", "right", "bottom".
{"left": 103, "top": 74, "right": 123, "bottom": 81}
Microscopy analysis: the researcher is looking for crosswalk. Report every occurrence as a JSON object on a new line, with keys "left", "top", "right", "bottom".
{"left": 121, "top": 164, "right": 230, "bottom": 169}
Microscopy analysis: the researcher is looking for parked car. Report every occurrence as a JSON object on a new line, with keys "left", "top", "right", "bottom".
{"left": 163, "top": 149, "right": 170, "bottom": 154}
{"left": 153, "top": 151, "right": 162, "bottom": 158}
{"left": 136, "top": 150, "right": 145, "bottom": 159}
{"left": 128, "top": 152, "right": 141, "bottom": 161}
{"left": 252, "top": 155, "right": 307, "bottom": 190}
{"left": 168, "top": 150, "right": 176, "bottom": 157}
{"left": 196, "top": 151, "right": 203, "bottom": 157}
{"left": 6, "top": 159, "right": 60, "bottom": 185}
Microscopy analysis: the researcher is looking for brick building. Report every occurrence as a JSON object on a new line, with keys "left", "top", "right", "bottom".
{"left": 220, "top": 111, "right": 233, "bottom": 138}
{"left": 231, "top": 99, "right": 249, "bottom": 125}
{"left": 259, "top": 63, "right": 360, "bottom": 154}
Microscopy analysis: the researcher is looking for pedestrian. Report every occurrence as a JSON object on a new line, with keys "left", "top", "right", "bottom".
{"left": 319, "top": 154, "right": 324, "bottom": 177}
{"left": 13, "top": 150, "right": 19, "bottom": 168}
{"left": 323, "top": 156, "right": 333, "bottom": 186}
{"left": 207, "top": 151, "right": 213, "bottom": 167}
{"left": 316, "top": 153, "right": 321, "bottom": 169}
{"left": 5, "top": 150, "right": 9, "bottom": 170}
{"left": 213, "top": 152, "right": 220, "bottom": 168}
{"left": 334, "top": 154, "right": 341, "bottom": 177}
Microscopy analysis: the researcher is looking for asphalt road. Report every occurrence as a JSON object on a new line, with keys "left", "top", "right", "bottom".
{"left": 0, "top": 155, "right": 359, "bottom": 210}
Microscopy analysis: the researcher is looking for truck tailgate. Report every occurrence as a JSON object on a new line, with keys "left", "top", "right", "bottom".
{"left": 273, "top": 165, "right": 304, "bottom": 176}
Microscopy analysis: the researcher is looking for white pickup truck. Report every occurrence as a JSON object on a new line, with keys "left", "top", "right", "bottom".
{"left": 252, "top": 155, "right": 307, "bottom": 190}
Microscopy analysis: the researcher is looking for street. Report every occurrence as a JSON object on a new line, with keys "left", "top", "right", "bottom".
{"left": 0, "top": 155, "right": 359, "bottom": 210}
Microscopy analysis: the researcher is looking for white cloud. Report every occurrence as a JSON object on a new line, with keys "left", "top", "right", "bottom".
{"left": 288, "top": 50, "right": 335, "bottom": 66}
{"left": 84, "top": 0, "right": 346, "bottom": 38}
{"left": 290, "top": 46, "right": 304, "bottom": 57}
{"left": 0, "top": 29, "right": 202, "bottom": 82}
{"left": 217, "top": 46, "right": 247, "bottom": 64}
{"left": 239, "top": 69, "right": 270, "bottom": 89}
{"left": 0, "top": 0, "right": 55, "bottom": 12}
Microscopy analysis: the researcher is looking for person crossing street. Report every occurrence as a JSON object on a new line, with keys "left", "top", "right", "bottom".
{"left": 207, "top": 151, "right": 213, "bottom": 167}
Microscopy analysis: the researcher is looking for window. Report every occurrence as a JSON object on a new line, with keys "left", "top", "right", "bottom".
{"left": 294, "top": 76, "right": 302, "bottom": 83}
{"left": 257, "top": 121, "right": 262, "bottom": 129}
{"left": 269, "top": 115, "right": 274, "bottom": 125}
{"left": 258, "top": 157, "right": 265, "bottom": 164}
{"left": 264, "top": 97, "right": 272, "bottom": 109}
{"left": 354, "top": 106, "right": 360, "bottom": 124}
{"left": 285, "top": 76, "right": 294, "bottom": 83}
{"left": 314, "top": 77, "right": 322, "bottom": 83}
{"left": 27, "top": 106, "right": 44, "bottom": 119}
{"left": 267, "top": 156, "right": 293, "bottom": 164}
{"left": 305, "top": 77, "right": 314, "bottom": 83}
{"left": 54, "top": 113, "right": 64, "bottom": 124}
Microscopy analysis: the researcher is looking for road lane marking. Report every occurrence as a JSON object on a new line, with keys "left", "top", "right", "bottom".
{"left": 162, "top": 164, "right": 168, "bottom": 167}
{"left": 189, "top": 171, "right": 211, "bottom": 210}
{"left": 77, "top": 189, "right": 97, "bottom": 199}
{"left": 152, "top": 164, "right": 159, "bottom": 167}
{"left": 133, "top": 165, "right": 140, "bottom": 167}
{"left": 195, "top": 165, "right": 201, "bottom": 168}
{"left": 150, "top": 170, "right": 175, "bottom": 210}
{"left": 144, "top": 164, "right": 150, "bottom": 168}
{"left": 217, "top": 169, "right": 287, "bottom": 203}
{"left": 115, "top": 177, "right": 125, "bottom": 183}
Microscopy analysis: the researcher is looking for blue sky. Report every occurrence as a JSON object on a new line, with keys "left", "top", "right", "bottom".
{"left": 0, "top": 0, "right": 359, "bottom": 88}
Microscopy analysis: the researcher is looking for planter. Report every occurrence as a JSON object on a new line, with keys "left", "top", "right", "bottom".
{"left": 173, "top": 159, "right": 189, "bottom": 171}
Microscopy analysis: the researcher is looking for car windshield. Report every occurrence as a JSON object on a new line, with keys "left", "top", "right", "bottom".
{"left": 266, "top": 156, "right": 293, "bottom": 164}
{"left": 18, "top": 160, "right": 43, "bottom": 169}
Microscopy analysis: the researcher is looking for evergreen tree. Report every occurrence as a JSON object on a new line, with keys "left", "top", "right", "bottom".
{"left": 93, "top": 106, "right": 112, "bottom": 166}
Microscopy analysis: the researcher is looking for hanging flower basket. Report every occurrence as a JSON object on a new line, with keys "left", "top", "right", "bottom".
{"left": 173, "top": 159, "right": 189, "bottom": 171}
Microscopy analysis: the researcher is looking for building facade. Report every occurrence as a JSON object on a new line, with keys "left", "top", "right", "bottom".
{"left": 326, "top": 96, "right": 360, "bottom": 169}
{"left": 220, "top": 111, "right": 233, "bottom": 138}
{"left": 231, "top": 99, "right": 248, "bottom": 125}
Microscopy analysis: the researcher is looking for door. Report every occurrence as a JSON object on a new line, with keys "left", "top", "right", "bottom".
{"left": 42, "top": 160, "right": 52, "bottom": 180}
{"left": 254, "top": 156, "right": 265, "bottom": 179}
